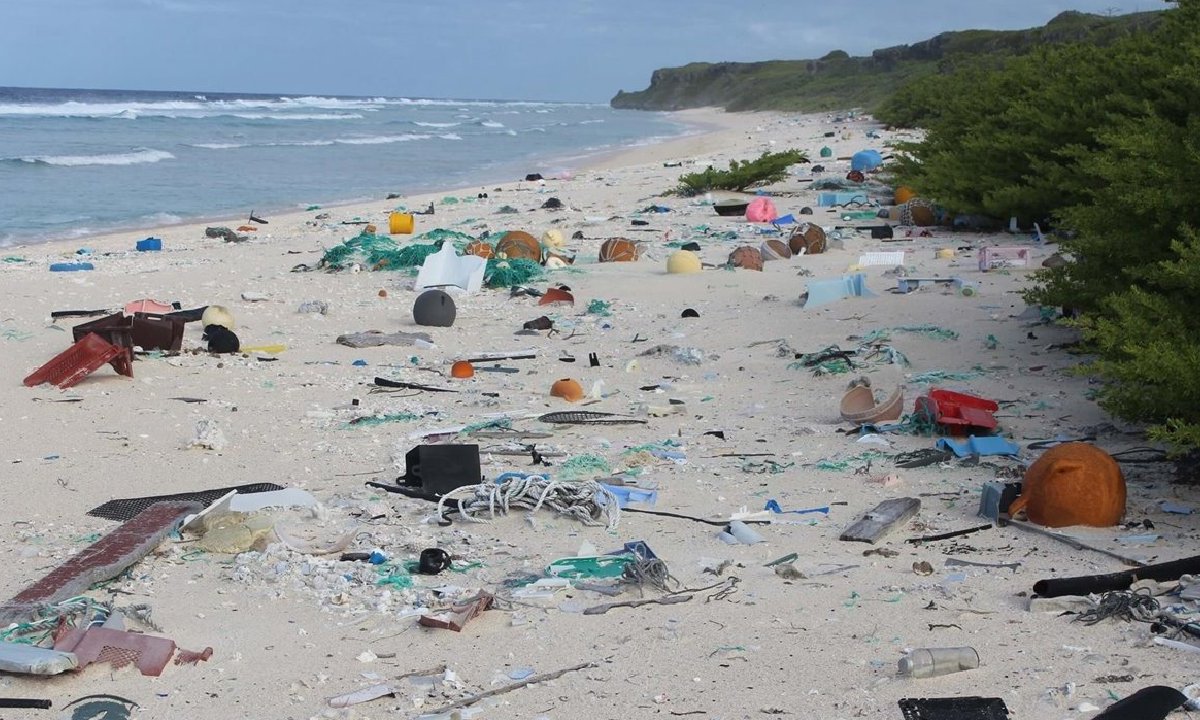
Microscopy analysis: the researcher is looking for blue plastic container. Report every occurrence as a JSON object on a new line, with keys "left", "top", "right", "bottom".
{"left": 136, "top": 237, "right": 162, "bottom": 252}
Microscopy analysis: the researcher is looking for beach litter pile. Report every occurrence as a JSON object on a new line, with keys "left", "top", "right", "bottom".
{"left": 3, "top": 109, "right": 1198, "bottom": 720}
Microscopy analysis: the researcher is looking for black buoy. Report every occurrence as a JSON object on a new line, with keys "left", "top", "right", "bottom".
{"left": 413, "top": 289, "right": 456, "bottom": 327}
{"left": 681, "top": 308, "right": 700, "bottom": 318}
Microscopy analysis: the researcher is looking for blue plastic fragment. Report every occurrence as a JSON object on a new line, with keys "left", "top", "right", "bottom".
{"left": 936, "top": 435, "right": 1020, "bottom": 458}
{"left": 599, "top": 483, "right": 658, "bottom": 508}
{"left": 764, "top": 499, "right": 830, "bottom": 516}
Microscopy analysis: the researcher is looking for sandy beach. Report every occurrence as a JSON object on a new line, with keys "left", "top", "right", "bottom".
{"left": 2, "top": 107, "right": 1197, "bottom": 719}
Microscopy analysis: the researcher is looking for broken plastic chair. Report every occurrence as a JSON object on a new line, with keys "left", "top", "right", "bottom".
{"left": 802, "top": 273, "right": 875, "bottom": 308}
{"left": 415, "top": 243, "right": 485, "bottom": 294}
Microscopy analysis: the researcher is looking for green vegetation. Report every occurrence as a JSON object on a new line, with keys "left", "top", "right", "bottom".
{"left": 610, "top": 10, "right": 1162, "bottom": 113}
{"left": 676, "top": 150, "right": 808, "bottom": 195}
{"left": 887, "top": 1, "right": 1200, "bottom": 451}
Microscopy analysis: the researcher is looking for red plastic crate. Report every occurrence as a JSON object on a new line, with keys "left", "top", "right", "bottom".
{"left": 915, "top": 389, "right": 998, "bottom": 434}
{"left": 23, "top": 332, "right": 133, "bottom": 389}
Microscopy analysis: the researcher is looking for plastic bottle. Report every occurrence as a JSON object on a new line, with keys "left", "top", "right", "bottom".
{"left": 897, "top": 647, "right": 980, "bottom": 678}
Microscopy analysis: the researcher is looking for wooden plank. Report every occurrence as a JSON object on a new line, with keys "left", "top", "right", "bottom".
{"left": 840, "top": 497, "right": 921, "bottom": 544}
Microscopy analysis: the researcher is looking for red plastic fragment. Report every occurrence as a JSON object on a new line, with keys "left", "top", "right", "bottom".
{"left": 174, "top": 646, "right": 213, "bottom": 665}
{"left": 54, "top": 627, "right": 176, "bottom": 677}
{"left": 418, "top": 592, "right": 494, "bottom": 632}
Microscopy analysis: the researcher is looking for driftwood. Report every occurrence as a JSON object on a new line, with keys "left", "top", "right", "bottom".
{"left": 422, "top": 660, "right": 597, "bottom": 715}
{"left": 840, "top": 497, "right": 920, "bottom": 544}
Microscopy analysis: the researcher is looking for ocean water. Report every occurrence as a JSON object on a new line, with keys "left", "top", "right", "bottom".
{"left": 0, "top": 87, "right": 689, "bottom": 247}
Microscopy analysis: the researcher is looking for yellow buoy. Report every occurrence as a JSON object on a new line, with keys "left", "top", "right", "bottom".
{"left": 666, "top": 250, "right": 702, "bottom": 274}
{"left": 388, "top": 212, "right": 414, "bottom": 235}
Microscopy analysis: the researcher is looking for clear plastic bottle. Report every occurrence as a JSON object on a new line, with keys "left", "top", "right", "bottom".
{"left": 897, "top": 647, "right": 980, "bottom": 678}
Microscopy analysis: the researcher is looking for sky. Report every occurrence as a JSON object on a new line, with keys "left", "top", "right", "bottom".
{"left": 0, "top": 0, "right": 1162, "bottom": 103}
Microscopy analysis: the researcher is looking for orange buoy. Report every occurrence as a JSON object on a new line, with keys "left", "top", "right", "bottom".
{"left": 728, "top": 245, "right": 763, "bottom": 271}
{"left": 464, "top": 240, "right": 494, "bottom": 259}
{"left": 894, "top": 186, "right": 917, "bottom": 206}
{"left": 599, "top": 237, "right": 640, "bottom": 262}
{"left": 450, "top": 360, "right": 475, "bottom": 379}
{"left": 550, "top": 378, "right": 584, "bottom": 402}
{"left": 496, "top": 231, "right": 541, "bottom": 261}
{"left": 760, "top": 238, "right": 792, "bottom": 260}
{"left": 789, "top": 222, "right": 827, "bottom": 255}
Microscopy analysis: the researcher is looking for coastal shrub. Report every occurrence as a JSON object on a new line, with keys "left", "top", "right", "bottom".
{"left": 1030, "top": 0, "right": 1200, "bottom": 451}
{"left": 676, "top": 149, "right": 808, "bottom": 195}
{"left": 888, "top": 40, "right": 1130, "bottom": 228}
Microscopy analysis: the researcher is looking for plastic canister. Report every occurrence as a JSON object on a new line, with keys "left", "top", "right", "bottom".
{"left": 389, "top": 212, "right": 414, "bottom": 234}
{"left": 898, "top": 647, "right": 980, "bottom": 678}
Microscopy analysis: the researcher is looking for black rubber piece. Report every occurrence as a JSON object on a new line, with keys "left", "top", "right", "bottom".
{"left": 899, "top": 697, "right": 1009, "bottom": 719}
{"left": 1034, "top": 554, "right": 1200, "bottom": 598}
{"left": 1094, "top": 686, "right": 1186, "bottom": 720}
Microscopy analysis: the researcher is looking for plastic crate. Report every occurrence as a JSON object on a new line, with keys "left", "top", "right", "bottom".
{"left": 914, "top": 389, "right": 998, "bottom": 434}
{"left": 72, "top": 312, "right": 184, "bottom": 352}
{"left": 23, "top": 333, "right": 133, "bottom": 389}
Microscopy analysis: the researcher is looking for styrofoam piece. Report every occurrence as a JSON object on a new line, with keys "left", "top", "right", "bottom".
{"left": 858, "top": 251, "right": 906, "bottom": 266}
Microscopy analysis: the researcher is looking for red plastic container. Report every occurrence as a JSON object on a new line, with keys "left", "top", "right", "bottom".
{"left": 914, "top": 389, "right": 998, "bottom": 434}
{"left": 23, "top": 333, "right": 134, "bottom": 389}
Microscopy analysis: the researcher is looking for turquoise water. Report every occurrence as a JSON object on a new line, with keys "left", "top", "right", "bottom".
{"left": 0, "top": 87, "right": 686, "bottom": 246}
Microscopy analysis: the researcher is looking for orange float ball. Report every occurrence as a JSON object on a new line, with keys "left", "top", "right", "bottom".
{"left": 550, "top": 378, "right": 584, "bottom": 402}
{"left": 450, "top": 361, "right": 475, "bottom": 379}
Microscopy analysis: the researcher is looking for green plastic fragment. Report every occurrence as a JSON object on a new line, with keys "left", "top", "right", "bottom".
{"left": 546, "top": 554, "right": 632, "bottom": 580}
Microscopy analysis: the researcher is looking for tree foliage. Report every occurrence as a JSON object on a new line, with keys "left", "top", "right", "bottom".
{"left": 889, "top": 1, "right": 1200, "bottom": 450}
{"left": 676, "top": 150, "right": 808, "bottom": 195}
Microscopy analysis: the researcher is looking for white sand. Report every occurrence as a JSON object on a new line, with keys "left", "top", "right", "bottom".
{"left": 1, "top": 108, "right": 1198, "bottom": 718}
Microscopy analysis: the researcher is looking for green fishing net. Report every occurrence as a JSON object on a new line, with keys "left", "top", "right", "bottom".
{"left": 319, "top": 231, "right": 441, "bottom": 271}
{"left": 484, "top": 258, "right": 543, "bottom": 288}
{"left": 416, "top": 228, "right": 476, "bottom": 250}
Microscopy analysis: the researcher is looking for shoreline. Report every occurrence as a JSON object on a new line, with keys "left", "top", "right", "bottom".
{"left": 1, "top": 108, "right": 732, "bottom": 255}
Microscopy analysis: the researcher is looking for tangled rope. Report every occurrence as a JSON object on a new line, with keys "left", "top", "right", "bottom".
{"left": 438, "top": 474, "right": 620, "bottom": 529}
{"left": 622, "top": 556, "right": 678, "bottom": 594}
{"left": 1076, "top": 589, "right": 1161, "bottom": 625}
